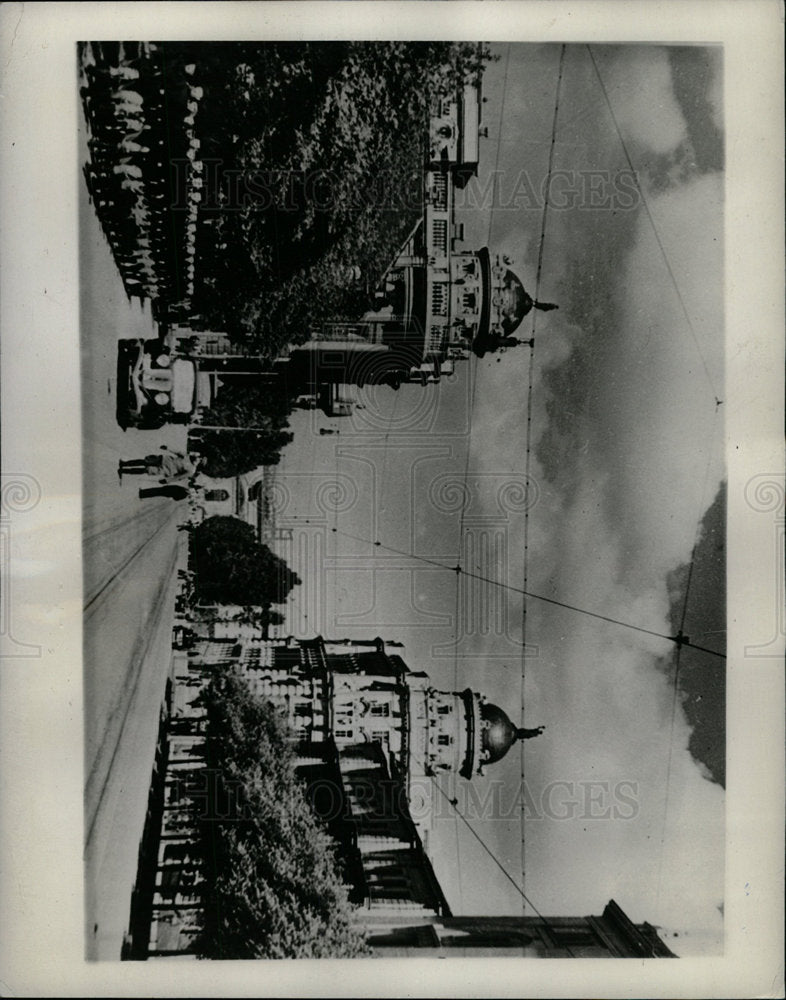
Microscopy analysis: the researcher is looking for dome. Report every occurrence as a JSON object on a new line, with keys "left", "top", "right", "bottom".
{"left": 475, "top": 248, "right": 542, "bottom": 344}
{"left": 480, "top": 702, "right": 522, "bottom": 766}
{"left": 498, "top": 269, "right": 534, "bottom": 335}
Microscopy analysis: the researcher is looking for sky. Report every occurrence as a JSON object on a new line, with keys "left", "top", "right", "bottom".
{"left": 272, "top": 43, "right": 726, "bottom": 956}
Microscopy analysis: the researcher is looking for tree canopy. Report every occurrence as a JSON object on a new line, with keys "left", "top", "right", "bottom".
{"left": 196, "top": 667, "right": 369, "bottom": 958}
{"left": 191, "top": 515, "right": 300, "bottom": 607}
{"left": 165, "top": 41, "right": 492, "bottom": 352}
{"left": 82, "top": 42, "right": 493, "bottom": 352}
{"left": 189, "top": 377, "right": 296, "bottom": 478}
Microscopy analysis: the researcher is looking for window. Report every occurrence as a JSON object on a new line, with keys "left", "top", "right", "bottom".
{"left": 427, "top": 326, "right": 445, "bottom": 354}
{"left": 431, "top": 221, "right": 448, "bottom": 259}
{"left": 431, "top": 172, "right": 448, "bottom": 211}
{"left": 335, "top": 729, "right": 354, "bottom": 740}
{"left": 437, "top": 733, "right": 453, "bottom": 746}
{"left": 437, "top": 704, "right": 452, "bottom": 715}
{"left": 370, "top": 703, "right": 390, "bottom": 717}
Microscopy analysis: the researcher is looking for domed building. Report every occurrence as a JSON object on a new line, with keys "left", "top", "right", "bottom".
{"left": 269, "top": 80, "right": 557, "bottom": 400}
{"left": 165, "top": 78, "right": 557, "bottom": 410}
{"left": 478, "top": 700, "right": 545, "bottom": 770}
{"left": 146, "top": 624, "right": 545, "bottom": 954}
{"left": 143, "top": 619, "right": 675, "bottom": 960}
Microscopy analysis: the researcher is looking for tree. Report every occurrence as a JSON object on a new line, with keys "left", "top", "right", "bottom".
{"left": 83, "top": 43, "right": 494, "bottom": 352}
{"left": 192, "top": 427, "right": 293, "bottom": 479}
{"left": 191, "top": 515, "right": 300, "bottom": 607}
{"left": 233, "top": 606, "right": 285, "bottom": 638}
{"left": 190, "top": 378, "right": 296, "bottom": 478}
{"left": 196, "top": 668, "right": 370, "bottom": 958}
{"left": 177, "top": 42, "right": 495, "bottom": 352}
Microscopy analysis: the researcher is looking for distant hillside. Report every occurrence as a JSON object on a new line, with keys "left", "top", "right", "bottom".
{"left": 665, "top": 481, "right": 726, "bottom": 786}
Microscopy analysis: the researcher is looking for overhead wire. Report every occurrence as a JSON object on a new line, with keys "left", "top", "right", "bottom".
{"left": 425, "top": 762, "right": 576, "bottom": 957}
{"left": 655, "top": 405, "right": 724, "bottom": 905}
{"left": 297, "top": 43, "right": 726, "bottom": 934}
{"left": 445, "top": 40, "right": 515, "bottom": 912}
{"left": 585, "top": 44, "right": 720, "bottom": 402}
{"left": 518, "top": 41, "right": 566, "bottom": 913}
{"left": 315, "top": 521, "right": 727, "bottom": 659}
{"left": 582, "top": 43, "right": 727, "bottom": 911}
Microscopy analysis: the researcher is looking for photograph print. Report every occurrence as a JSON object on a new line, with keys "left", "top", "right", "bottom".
{"left": 79, "top": 39, "right": 726, "bottom": 961}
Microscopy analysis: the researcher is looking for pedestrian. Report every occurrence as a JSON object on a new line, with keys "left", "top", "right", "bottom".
{"left": 118, "top": 448, "right": 201, "bottom": 482}
{"left": 138, "top": 484, "right": 190, "bottom": 501}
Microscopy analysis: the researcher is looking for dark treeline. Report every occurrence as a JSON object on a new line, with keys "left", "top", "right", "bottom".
{"left": 195, "top": 668, "right": 369, "bottom": 958}
{"left": 80, "top": 41, "right": 492, "bottom": 355}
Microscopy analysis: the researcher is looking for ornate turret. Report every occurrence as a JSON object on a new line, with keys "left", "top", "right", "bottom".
{"left": 403, "top": 683, "right": 544, "bottom": 781}
{"left": 479, "top": 702, "right": 544, "bottom": 768}
{"left": 471, "top": 247, "right": 558, "bottom": 356}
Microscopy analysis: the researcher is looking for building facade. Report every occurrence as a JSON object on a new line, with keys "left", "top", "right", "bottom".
{"left": 363, "top": 901, "right": 676, "bottom": 957}
{"left": 136, "top": 611, "right": 673, "bottom": 959}
{"left": 141, "top": 617, "right": 551, "bottom": 957}
{"left": 170, "top": 78, "right": 556, "bottom": 415}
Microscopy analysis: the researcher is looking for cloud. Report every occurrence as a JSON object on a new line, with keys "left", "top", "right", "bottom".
{"left": 704, "top": 56, "right": 724, "bottom": 134}
{"left": 520, "top": 474, "right": 725, "bottom": 952}
{"left": 599, "top": 171, "right": 725, "bottom": 578}
{"left": 458, "top": 165, "right": 726, "bottom": 954}
{"left": 368, "top": 44, "right": 725, "bottom": 953}
{"left": 599, "top": 46, "right": 690, "bottom": 156}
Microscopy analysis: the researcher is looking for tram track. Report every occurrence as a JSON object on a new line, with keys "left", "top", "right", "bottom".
{"left": 84, "top": 536, "right": 180, "bottom": 854}
{"left": 83, "top": 508, "right": 174, "bottom": 617}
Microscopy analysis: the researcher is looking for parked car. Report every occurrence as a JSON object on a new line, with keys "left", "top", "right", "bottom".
{"left": 116, "top": 338, "right": 208, "bottom": 430}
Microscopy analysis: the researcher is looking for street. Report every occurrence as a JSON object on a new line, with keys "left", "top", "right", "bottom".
{"left": 80, "top": 139, "right": 187, "bottom": 960}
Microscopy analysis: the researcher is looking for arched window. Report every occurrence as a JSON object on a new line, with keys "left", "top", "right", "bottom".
{"left": 204, "top": 488, "right": 230, "bottom": 502}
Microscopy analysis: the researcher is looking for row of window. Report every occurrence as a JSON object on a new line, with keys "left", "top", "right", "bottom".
{"left": 335, "top": 728, "right": 391, "bottom": 742}
{"left": 431, "top": 218, "right": 448, "bottom": 256}
{"left": 430, "top": 171, "right": 448, "bottom": 211}
{"left": 431, "top": 277, "right": 449, "bottom": 315}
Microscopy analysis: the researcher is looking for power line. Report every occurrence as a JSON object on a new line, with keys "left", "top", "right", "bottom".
{"left": 455, "top": 38, "right": 513, "bottom": 685}
{"left": 656, "top": 406, "right": 724, "bottom": 905}
{"left": 529, "top": 44, "right": 567, "bottom": 329}
{"left": 426, "top": 764, "right": 576, "bottom": 957}
{"left": 312, "top": 521, "right": 726, "bottom": 660}
{"left": 585, "top": 44, "right": 720, "bottom": 402}
{"left": 449, "top": 370, "right": 475, "bottom": 910}
{"left": 520, "top": 40, "right": 567, "bottom": 913}
{"left": 446, "top": 42, "right": 514, "bottom": 911}
{"left": 486, "top": 42, "right": 512, "bottom": 247}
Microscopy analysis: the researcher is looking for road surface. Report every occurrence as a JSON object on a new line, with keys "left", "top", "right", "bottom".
{"left": 80, "top": 131, "right": 187, "bottom": 960}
